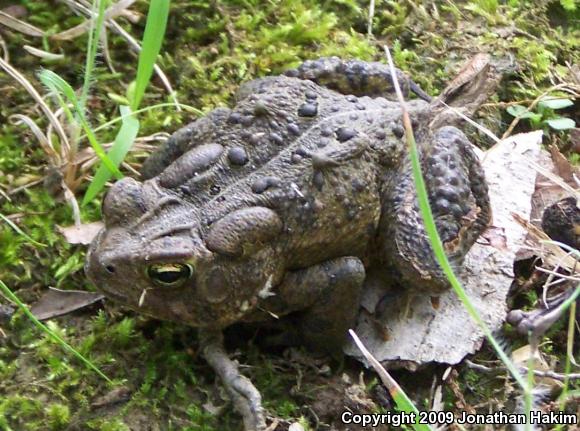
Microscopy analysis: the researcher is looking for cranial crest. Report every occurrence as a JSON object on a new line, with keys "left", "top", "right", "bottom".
{"left": 205, "top": 207, "right": 283, "bottom": 256}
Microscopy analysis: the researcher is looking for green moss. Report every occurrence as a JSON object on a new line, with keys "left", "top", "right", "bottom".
{"left": 46, "top": 403, "right": 70, "bottom": 430}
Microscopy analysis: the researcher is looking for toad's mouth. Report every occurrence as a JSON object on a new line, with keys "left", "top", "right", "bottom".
{"left": 91, "top": 283, "right": 129, "bottom": 304}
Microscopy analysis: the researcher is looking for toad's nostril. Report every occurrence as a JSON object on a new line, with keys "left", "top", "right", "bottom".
{"left": 105, "top": 265, "right": 116, "bottom": 274}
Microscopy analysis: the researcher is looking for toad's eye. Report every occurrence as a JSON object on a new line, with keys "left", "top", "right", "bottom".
{"left": 147, "top": 263, "right": 193, "bottom": 287}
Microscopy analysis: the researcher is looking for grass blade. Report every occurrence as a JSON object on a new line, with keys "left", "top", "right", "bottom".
{"left": 38, "top": 69, "right": 122, "bottom": 180}
{"left": 80, "top": 0, "right": 107, "bottom": 108}
{"left": 83, "top": 105, "right": 140, "bottom": 205}
{"left": 382, "top": 45, "right": 529, "bottom": 390}
{"left": 0, "top": 280, "right": 112, "bottom": 384}
{"left": 131, "top": 0, "right": 171, "bottom": 111}
{"left": 0, "top": 213, "right": 46, "bottom": 247}
{"left": 349, "top": 330, "right": 433, "bottom": 431}
{"left": 83, "top": 102, "right": 202, "bottom": 137}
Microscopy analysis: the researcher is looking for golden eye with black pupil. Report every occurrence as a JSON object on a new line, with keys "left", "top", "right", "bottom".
{"left": 147, "top": 263, "right": 193, "bottom": 287}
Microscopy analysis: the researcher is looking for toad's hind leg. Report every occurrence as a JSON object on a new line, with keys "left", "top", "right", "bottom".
{"left": 379, "top": 126, "right": 491, "bottom": 295}
{"left": 284, "top": 57, "right": 431, "bottom": 101}
{"left": 272, "top": 257, "right": 366, "bottom": 357}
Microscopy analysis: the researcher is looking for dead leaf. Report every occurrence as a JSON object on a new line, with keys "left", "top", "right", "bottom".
{"left": 58, "top": 221, "right": 103, "bottom": 245}
{"left": 91, "top": 386, "right": 132, "bottom": 408}
{"left": 549, "top": 145, "right": 578, "bottom": 185}
{"left": 30, "top": 288, "right": 104, "bottom": 320}
{"left": 482, "top": 225, "right": 508, "bottom": 250}
{"left": 570, "top": 129, "right": 580, "bottom": 154}
{"left": 345, "top": 131, "right": 543, "bottom": 367}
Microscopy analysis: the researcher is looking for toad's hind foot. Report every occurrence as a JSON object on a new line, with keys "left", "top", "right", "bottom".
{"left": 284, "top": 57, "right": 431, "bottom": 101}
{"left": 200, "top": 330, "right": 266, "bottom": 431}
{"left": 380, "top": 126, "right": 491, "bottom": 294}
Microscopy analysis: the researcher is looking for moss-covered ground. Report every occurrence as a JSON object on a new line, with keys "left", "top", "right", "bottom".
{"left": 0, "top": 1, "right": 578, "bottom": 430}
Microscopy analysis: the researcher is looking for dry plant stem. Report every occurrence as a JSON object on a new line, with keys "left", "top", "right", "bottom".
{"left": 62, "top": 0, "right": 178, "bottom": 106}
{"left": 535, "top": 267, "right": 580, "bottom": 283}
{"left": 540, "top": 248, "right": 579, "bottom": 307}
{"left": 512, "top": 213, "right": 578, "bottom": 271}
{"left": 100, "top": 29, "right": 117, "bottom": 74}
{"left": 465, "top": 360, "right": 580, "bottom": 382}
{"left": 0, "top": 57, "right": 70, "bottom": 151}
{"left": 7, "top": 179, "right": 44, "bottom": 196}
{"left": 0, "top": 32, "right": 9, "bottom": 61}
{"left": 349, "top": 330, "right": 402, "bottom": 396}
{"left": 22, "top": 45, "right": 65, "bottom": 61}
{"left": 438, "top": 100, "right": 501, "bottom": 146}
{"left": 0, "top": 10, "right": 45, "bottom": 37}
{"left": 9, "top": 114, "right": 59, "bottom": 163}
{"left": 53, "top": 0, "right": 137, "bottom": 40}
{"left": 367, "top": 0, "right": 375, "bottom": 36}
{"left": 62, "top": 181, "right": 81, "bottom": 227}
{"left": 525, "top": 157, "right": 579, "bottom": 200}
{"left": 200, "top": 329, "right": 266, "bottom": 431}
{"left": 0, "top": 187, "right": 11, "bottom": 202}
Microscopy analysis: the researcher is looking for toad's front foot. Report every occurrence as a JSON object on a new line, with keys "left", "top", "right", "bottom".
{"left": 200, "top": 330, "right": 266, "bottom": 431}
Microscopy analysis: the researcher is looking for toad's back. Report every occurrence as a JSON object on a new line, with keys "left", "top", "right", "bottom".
{"left": 88, "top": 56, "right": 489, "bottom": 337}
{"left": 137, "top": 75, "right": 429, "bottom": 268}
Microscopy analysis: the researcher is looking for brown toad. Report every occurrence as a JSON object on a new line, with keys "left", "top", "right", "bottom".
{"left": 86, "top": 57, "right": 492, "bottom": 430}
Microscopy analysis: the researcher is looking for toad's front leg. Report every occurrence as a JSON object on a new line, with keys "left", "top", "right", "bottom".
{"left": 266, "top": 256, "right": 366, "bottom": 357}
{"left": 200, "top": 329, "right": 266, "bottom": 431}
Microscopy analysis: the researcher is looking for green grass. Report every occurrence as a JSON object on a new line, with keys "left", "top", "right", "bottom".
{"left": 131, "top": 0, "right": 171, "bottom": 111}
{"left": 84, "top": 0, "right": 172, "bottom": 205}
{"left": 0, "top": 280, "right": 111, "bottom": 384}
{"left": 39, "top": 69, "right": 122, "bottom": 180}
{"left": 80, "top": 0, "right": 107, "bottom": 109}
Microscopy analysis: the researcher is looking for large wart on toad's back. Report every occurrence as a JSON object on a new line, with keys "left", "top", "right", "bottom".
{"left": 86, "top": 57, "right": 493, "bottom": 430}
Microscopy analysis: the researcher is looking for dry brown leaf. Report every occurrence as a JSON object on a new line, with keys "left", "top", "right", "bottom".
{"left": 481, "top": 225, "right": 508, "bottom": 250}
{"left": 30, "top": 288, "right": 104, "bottom": 321}
{"left": 91, "top": 386, "right": 132, "bottom": 408}
{"left": 549, "top": 145, "right": 578, "bottom": 185}
{"left": 58, "top": 221, "right": 103, "bottom": 245}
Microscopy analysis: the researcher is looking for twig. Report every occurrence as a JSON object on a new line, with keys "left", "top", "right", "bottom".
{"left": 367, "top": 0, "right": 375, "bottom": 37}
{"left": 465, "top": 360, "right": 580, "bottom": 382}
{"left": 535, "top": 266, "right": 580, "bottom": 282}
{"left": 52, "top": 0, "right": 137, "bottom": 40}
